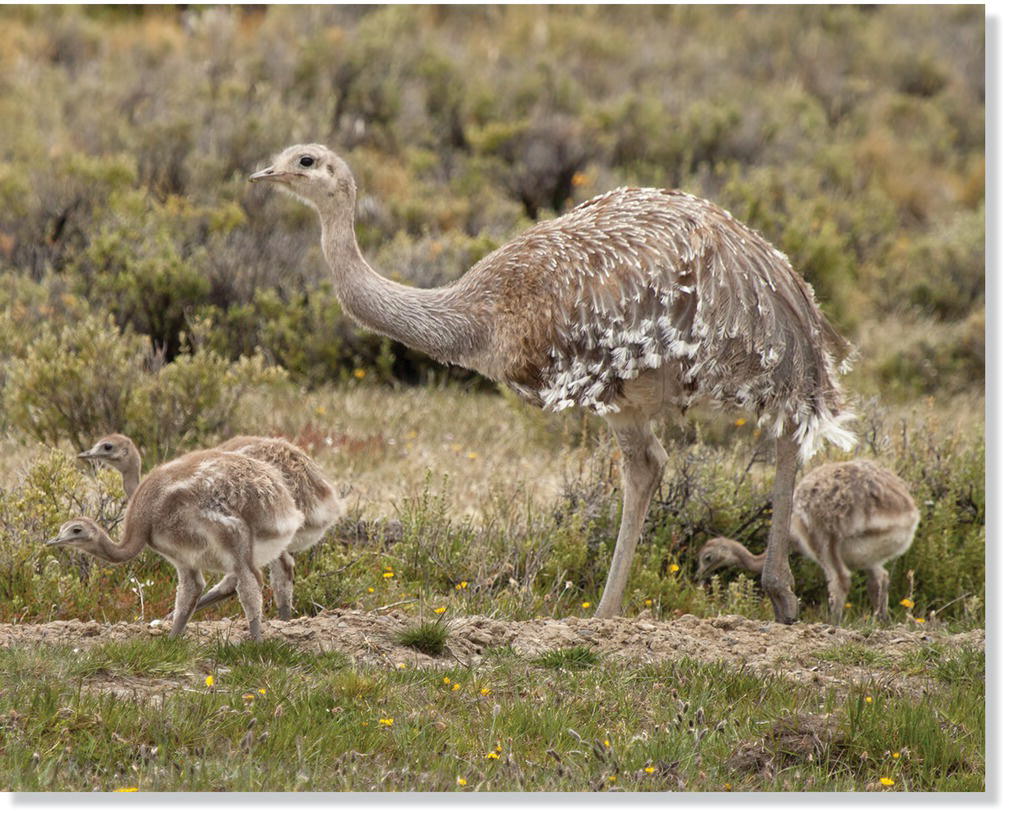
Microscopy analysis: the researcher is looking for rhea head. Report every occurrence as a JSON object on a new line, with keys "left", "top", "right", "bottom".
{"left": 249, "top": 143, "right": 356, "bottom": 211}
{"left": 47, "top": 518, "right": 107, "bottom": 561}
{"left": 695, "top": 537, "right": 742, "bottom": 581}
{"left": 78, "top": 433, "right": 135, "bottom": 468}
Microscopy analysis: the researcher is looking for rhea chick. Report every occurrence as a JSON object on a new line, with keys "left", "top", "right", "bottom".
{"left": 79, "top": 433, "right": 343, "bottom": 620}
{"left": 696, "top": 459, "right": 919, "bottom": 623}
{"left": 51, "top": 449, "right": 304, "bottom": 640}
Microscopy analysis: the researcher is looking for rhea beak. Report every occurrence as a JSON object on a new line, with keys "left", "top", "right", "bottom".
{"left": 78, "top": 449, "right": 97, "bottom": 460}
{"left": 46, "top": 535, "right": 66, "bottom": 546}
{"left": 249, "top": 166, "right": 278, "bottom": 182}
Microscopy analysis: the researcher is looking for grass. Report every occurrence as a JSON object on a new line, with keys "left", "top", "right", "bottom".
{"left": 533, "top": 646, "right": 600, "bottom": 670}
{"left": 0, "top": 382, "right": 986, "bottom": 630}
{"left": 811, "top": 644, "right": 886, "bottom": 668}
{"left": 396, "top": 620, "right": 450, "bottom": 657}
{"left": 0, "top": 636, "right": 983, "bottom": 792}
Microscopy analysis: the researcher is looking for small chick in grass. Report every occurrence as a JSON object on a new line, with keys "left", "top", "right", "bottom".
{"left": 50, "top": 448, "right": 303, "bottom": 641}
{"left": 696, "top": 460, "right": 919, "bottom": 623}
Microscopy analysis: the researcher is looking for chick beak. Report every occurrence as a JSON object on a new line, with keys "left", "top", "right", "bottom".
{"left": 249, "top": 166, "right": 277, "bottom": 182}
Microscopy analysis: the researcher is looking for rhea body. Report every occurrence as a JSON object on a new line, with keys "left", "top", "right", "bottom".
{"left": 250, "top": 144, "right": 854, "bottom": 621}
{"left": 79, "top": 433, "right": 342, "bottom": 620}
{"left": 50, "top": 449, "right": 304, "bottom": 640}
{"left": 696, "top": 460, "right": 919, "bottom": 622}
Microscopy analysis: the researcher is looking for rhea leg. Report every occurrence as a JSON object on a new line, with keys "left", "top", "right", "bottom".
{"left": 822, "top": 542, "right": 852, "bottom": 625}
{"left": 229, "top": 532, "right": 264, "bottom": 642}
{"left": 865, "top": 564, "right": 890, "bottom": 622}
{"left": 169, "top": 568, "right": 205, "bottom": 638}
{"left": 163, "top": 573, "right": 238, "bottom": 625}
{"left": 761, "top": 433, "right": 800, "bottom": 624}
{"left": 269, "top": 552, "right": 295, "bottom": 621}
{"left": 595, "top": 412, "right": 667, "bottom": 618}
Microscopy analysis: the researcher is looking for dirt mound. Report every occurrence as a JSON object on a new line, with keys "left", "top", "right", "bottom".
{"left": 0, "top": 610, "right": 983, "bottom": 693}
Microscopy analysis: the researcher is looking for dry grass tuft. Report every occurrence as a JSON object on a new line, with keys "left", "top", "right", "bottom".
{"left": 727, "top": 713, "right": 847, "bottom": 776}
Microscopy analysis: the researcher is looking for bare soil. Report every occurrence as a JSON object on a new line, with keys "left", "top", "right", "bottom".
{"left": 0, "top": 610, "right": 983, "bottom": 697}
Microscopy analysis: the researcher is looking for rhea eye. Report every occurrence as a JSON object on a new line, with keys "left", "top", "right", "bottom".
{"left": 102, "top": 443, "right": 112, "bottom": 451}
{"left": 72, "top": 527, "right": 81, "bottom": 535}
{"left": 299, "top": 156, "right": 314, "bottom": 168}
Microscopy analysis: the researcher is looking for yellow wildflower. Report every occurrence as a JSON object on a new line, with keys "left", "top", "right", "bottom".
{"left": 242, "top": 693, "right": 255, "bottom": 700}
{"left": 844, "top": 602, "right": 852, "bottom": 609}
{"left": 486, "top": 751, "right": 500, "bottom": 759}
{"left": 434, "top": 606, "right": 447, "bottom": 614}
{"left": 644, "top": 599, "right": 653, "bottom": 607}
{"left": 880, "top": 777, "right": 895, "bottom": 786}
{"left": 353, "top": 368, "right": 366, "bottom": 379}
{"left": 455, "top": 580, "right": 468, "bottom": 590}
{"left": 915, "top": 617, "right": 925, "bottom": 623}
{"left": 608, "top": 775, "right": 617, "bottom": 783}
{"left": 443, "top": 676, "right": 452, "bottom": 685}
{"left": 480, "top": 688, "right": 491, "bottom": 696}
{"left": 452, "top": 683, "right": 461, "bottom": 691}
{"left": 603, "top": 739, "right": 610, "bottom": 747}
{"left": 644, "top": 765, "right": 656, "bottom": 774}
{"left": 258, "top": 688, "right": 266, "bottom": 696}
{"left": 378, "top": 718, "right": 394, "bottom": 727}
{"left": 457, "top": 776, "right": 467, "bottom": 786}
{"left": 204, "top": 675, "right": 215, "bottom": 688}
{"left": 668, "top": 563, "right": 679, "bottom": 573}
{"left": 891, "top": 752, "right": 900, "bottom": 759}
{"left": 900, "top": 598, "right": 915, "bottom": 609}
{"left": 114, "top": 787, "right": 139, "bottom": 793}
{"left": 734, "top": 418, "right": 747, "bottom": 427}
{"left": 581, "top": 602, "right": 591, "bottom": 609}
{"left": 865, "top": 696, "right": 873, "bottom": 703}
{"left": 467, "top": 452, "right": 478, "bottom": 460}
{"left": 367, "top": 587, "right": 375, "bottom": 593}
{"left": 572, "top": 171, "right": 589, "bottom": 187}
{"left": 397, "top": 663, "right": 406, "bottom": 669}
{"left": 382, "top": 571, "right": 394, "bottom": 579}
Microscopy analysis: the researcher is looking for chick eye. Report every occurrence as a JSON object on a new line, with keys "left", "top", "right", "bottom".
{"left": 299, "top": 156, "right": 315, "bottom": 168}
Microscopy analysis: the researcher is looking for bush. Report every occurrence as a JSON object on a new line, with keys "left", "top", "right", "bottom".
{"left": 3, "top": 314, "right": 287, "bottom": 459}
{"left": 0, "top": 5, "right": 983, "bottom": 394}
{"left": 0, "top": 448, "right": 175, "bottom": 623}
{"left": 2, "top": 315, "right": 148, "bottom": 452}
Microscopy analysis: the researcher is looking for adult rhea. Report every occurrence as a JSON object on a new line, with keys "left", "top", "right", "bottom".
{"left": 250, "top": 144, "right": 854, "bottom": 622}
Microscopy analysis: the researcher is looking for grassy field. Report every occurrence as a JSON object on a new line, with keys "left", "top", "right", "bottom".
{"left": 0, "top": 383, "right": 985, "bottom": 630}
{"left": 0, "top": 633, "right": 984, "bottom": 792}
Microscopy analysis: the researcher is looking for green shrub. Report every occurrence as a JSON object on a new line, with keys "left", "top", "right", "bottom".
{"left": 124, "top": 345, "right": 288, "bottom": 463}
{"left": 0, "top": 448, "right": 174, "bottom": 622}
{"left": 883, "top": 206, "right": 985, "bottom": 321}
{"left": 2, "top": 314, "right": 148, "bottom": 452}
{"left": 3, "top": 314, "right": 286, "bottom": 459}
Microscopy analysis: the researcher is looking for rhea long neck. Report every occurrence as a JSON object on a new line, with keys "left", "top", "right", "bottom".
{"left": 90, "top": 522, "right": 146, "bottom": 564}
{"left": 727, "top": 540, "right": 768, "bottom": 574}
{"left": 318, "top": 204, "right": 490, "bottom": 367}
{"left": 118, "top": 445, "right": 143, "bottom": 499}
